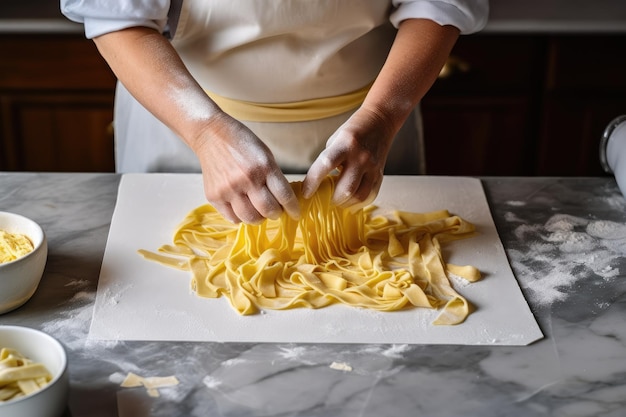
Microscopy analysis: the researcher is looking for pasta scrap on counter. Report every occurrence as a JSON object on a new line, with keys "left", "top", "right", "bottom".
{"left": 0, "top": 347, "right": 52, "bottom": 402}
{"left": 120, "top": 372, "right": 179, "bottom": 398}
{"left": 139, "top": 177, "right": 481, "bottom": 325}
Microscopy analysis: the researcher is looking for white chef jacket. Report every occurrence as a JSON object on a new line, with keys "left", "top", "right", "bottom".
{"left": 62, "top": 0, "right": 488, "bottom": 173}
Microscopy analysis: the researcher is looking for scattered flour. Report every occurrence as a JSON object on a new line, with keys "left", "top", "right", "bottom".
{"left": 71, "top": 291, "right": 94, "bottom": 303}
{"left": 507, "top": 213, "right": 624, "bottom": 307}
{"left": 41, "top": 291, "right": 96, "bottom": 351}
{"left": 202, "top": 375, "right": 222, "bottom": 389}
{"left": 329, "top": 361, "right": 353, "bottom": 372}
{"left": 504, "top": 212, "right": 525, "bottom": 223}
{"left": 449, "top": 273, "right": 471, "bottom": 288}
{"left": 278, "top": 346, "right": 308, "bottom": 360}
{"left": 65, "top": 279, "right": 90, "bottom": 288}
{"left": 587, "top": 220, "right": 626, "bottom": 240}
{"left": 109, "top": 372, "right": 127, "bottom": 385}
{"left": 222, "top": 358, "right": 249, "bottom": 367}
{"left": 357, "top": 344, "right": 411, "bottom": 359}
{"left": 381, "top": 344, "right": 411, "bottom": 358}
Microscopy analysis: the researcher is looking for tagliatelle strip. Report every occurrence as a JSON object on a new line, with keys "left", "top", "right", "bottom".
{"left": 120, "top": 372, "right": 180, "bottom": 398}
{"left": 139, "top": 176, "right": 481, "bottom": 325}
{"left": 0, "top": 348, "right": 52, "bottom": 402}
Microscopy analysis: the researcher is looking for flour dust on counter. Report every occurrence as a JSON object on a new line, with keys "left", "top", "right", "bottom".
{"left": 504, "top": 211, "right": 625, "bottom": 310}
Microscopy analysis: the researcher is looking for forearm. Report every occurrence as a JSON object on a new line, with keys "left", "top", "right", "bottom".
{"left": 92, "top": 27, "right": 222, "bottom": 151}
{"left": 362, "top": 18, "right": 460, "bottom": 136}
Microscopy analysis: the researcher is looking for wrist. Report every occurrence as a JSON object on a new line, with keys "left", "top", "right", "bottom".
{"left": 184, "top": 110, "right": 232, "bottom": 153}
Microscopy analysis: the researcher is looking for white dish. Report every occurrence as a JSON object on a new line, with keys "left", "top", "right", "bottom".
{"left": 0, "top": 325, "right": 69, "bottom": 417}
{"left": 0, "top": 211, "right": 48, "bottom": 314}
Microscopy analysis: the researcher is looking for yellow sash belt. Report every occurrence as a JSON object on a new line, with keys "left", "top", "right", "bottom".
{"left": 205, "top": 82, "right": 373, "bottom": 123}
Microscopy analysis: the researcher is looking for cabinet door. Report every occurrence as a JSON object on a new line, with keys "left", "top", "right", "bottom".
{"left": 0, "top": 34, "right": 116, "bottom": 172}
{"left": 421, "top": 36, "right": 543, "bottom": 176}
{"left": 538, "top": 96, "right": 626, "bottom": 176}
{"left": 422, "top": 96, "right": 533, "bottom": 176}
{"left": 538, "top": 35, "right": 626, "bottom": 176}
{"left": 1, "top": 94, "right": 114, "bottom": 172}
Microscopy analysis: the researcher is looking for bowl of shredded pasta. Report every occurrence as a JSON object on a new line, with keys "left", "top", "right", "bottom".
{"left": 0, "top": 326, "right": 68, "bottom": 417}
{"left": 0, "top": 212, "right": 48, "bottom": 314}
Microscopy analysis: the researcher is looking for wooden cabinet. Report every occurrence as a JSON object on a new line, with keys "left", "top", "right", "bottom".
{"left": 0, "top": 34, "right": 116, "bottom": 172}
{"left": 422, "top": 36, "right": 545, "bottom": 176}
{"left": 2, "top": 32, "right": 625, "bottom": 176}
{"left": 537, "top": 36, "right": 626, "bottom": 176}
{"left": 422, "top": 34, "right": 626, "bottom": 177}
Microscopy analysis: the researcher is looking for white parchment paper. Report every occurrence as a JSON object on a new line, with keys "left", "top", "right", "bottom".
{"left": 89, "top": 174, "right": 543, "bottom": 345}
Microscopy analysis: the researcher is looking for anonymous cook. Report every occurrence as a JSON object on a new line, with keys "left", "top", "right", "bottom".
{"left": 61, "top": 0, "right": 489, "bottom": 223}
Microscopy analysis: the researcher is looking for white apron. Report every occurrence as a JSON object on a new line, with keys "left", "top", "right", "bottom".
{"left": 114, "top": 0, "right": 424, "bottom": 174}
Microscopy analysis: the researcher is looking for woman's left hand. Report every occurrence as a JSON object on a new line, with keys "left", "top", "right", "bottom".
{"left": 302, "top": 107, "right": 393, "bottom": 209}
{"left": 303, "top": 19, "right": 461, "bottom": 208}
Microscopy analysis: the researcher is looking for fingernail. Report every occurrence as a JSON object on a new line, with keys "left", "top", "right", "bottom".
{"left": 332, "top": 191, "right": 351, "bottom": 207}
{"left": 289, "top": 208, "right": 301, "bottom": 221}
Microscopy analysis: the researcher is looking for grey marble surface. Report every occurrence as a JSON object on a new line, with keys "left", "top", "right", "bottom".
{"left": 1, "top": 173, "right": 626, "bottom": 417}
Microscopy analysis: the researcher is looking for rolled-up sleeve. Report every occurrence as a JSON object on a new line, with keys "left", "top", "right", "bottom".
{"left": 390, "top": 0, "right": 489, "bottom": 34}
{"left": 61, "top": 0, "right": 171, "bottom": 39}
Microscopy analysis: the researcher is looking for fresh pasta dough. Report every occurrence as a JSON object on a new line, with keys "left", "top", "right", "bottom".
{"left": 139, "top": 176, "right": 481, "bottom": 325}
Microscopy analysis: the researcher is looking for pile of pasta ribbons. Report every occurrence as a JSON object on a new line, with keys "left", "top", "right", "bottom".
{"left": 139, "top": 177, "right": 481, "bottom": 325}
{"left": 0, "top": 348, "right": 52, "bottom": 402}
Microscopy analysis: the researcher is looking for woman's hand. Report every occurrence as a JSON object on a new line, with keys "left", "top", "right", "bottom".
{"left": 194, "top": 112, "right": 300, "bottom": 224}
{"left": 93, "top": 27, "right": 299, "bottom": 224}
{"left": 302, "top": 108, "right": 393, "bottom": 209}
{"left": 303, "top": 18, "right": 460, "bottom": 208}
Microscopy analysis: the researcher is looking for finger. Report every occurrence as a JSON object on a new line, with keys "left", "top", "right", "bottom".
{"left": 230, "top": 194, "right": 265, "bottom": 224}
{"left": 247, "top": 185, "right": 283, "bottom": 220}
{"left": 302, "top": 150, "right": 343, "bottom": 199}
{"left": 342, "top": 171, "right": 382, "bottom": 211}
{"left": 266, "top": 173, "right": 300, "bottom": 220}
{"left": 211, "top": 201, "right": 241, "bottom": 224}
{"left": 332, "top": 167, "right": 363, "bottom": 207}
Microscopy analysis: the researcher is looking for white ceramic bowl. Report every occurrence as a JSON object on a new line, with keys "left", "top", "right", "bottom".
{"left": 0, "top": 325, "right": 69, "bottom": 417}
{"left": 0, "top": 211, "right": 48, "bottom": 314}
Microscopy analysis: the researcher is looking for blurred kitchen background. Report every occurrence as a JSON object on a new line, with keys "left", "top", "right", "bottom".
{"left": 1, "top": 0, "right": 625, "bottom": 176}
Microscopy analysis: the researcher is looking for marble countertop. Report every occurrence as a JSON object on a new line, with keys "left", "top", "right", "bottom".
{"left": 1, "top": 0, "right": 625, "bottom": 34}
{"left": 1, "top": 172, "right": 625, "bottom": 417}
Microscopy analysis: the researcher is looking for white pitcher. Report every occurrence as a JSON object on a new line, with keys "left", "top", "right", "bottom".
{"left": 600, "top": 115, "right": 626, "bottom": 198}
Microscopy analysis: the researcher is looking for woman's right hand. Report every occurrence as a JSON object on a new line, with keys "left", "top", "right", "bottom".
{"left": 93, "top": 28, "right": 299, "bottom": 224}
{"left": 193, "top": 112, "right": 301, "bottom": 224}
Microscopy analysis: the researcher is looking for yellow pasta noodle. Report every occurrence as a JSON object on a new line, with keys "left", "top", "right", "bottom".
{"left": 0, "top": 347, "right": 52, "bottom": 402}
{"left": 139, "top": 176, "right": 481, "bottom": 324}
